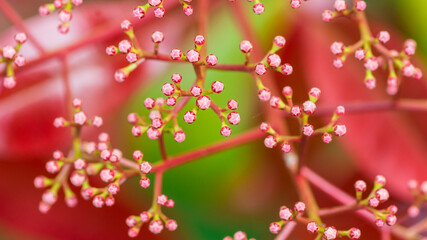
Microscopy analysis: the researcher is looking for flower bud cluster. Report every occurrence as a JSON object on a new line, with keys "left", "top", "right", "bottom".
{"left": 133, "top": 0, "right": 193, "bottom": 19}
{"left": 126, "top": 194, "right": 177, "bottom": 237}
{"left": 269, "top": 202, "right": 306, "bottom": 234}
{"left": 405, "top": 179, "right": 427, "bottom": 218}
{"left": 1, "top": 33, "right": 27, "bottom": 89}
{"left": 223, "top": 231, "right": 255, "bottom": 240}
{"left": 307, "top": 224, "right": 361, "bottom": 240}
{"left": 39, "top": 0, "right": 83, "bottom": 33}
{"left": 324, "top": 0, "right": 422, "bottom": 94}
{"left": 354, "top": 175, "right": 397, "bottom": 227}
{"left": 261, "top": 87, "right": 346, "bottom": 151}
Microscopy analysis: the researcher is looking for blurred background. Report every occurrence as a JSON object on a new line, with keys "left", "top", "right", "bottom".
{"left": 0, "top": 0, "right": 426, "bottom": 239}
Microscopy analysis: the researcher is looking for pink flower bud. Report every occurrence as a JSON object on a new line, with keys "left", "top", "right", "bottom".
{"left": 364, "top": 78, "right": 376, "bottom": 90}
{"left": 166, "top": 220, "right": 178, "bottom": 231}
{"left": 375, "top": 218, "right": 384, "bottom": 227}
{"left": 309, "top": 88, "right": 321, "bottom": 99}
{"left": 105, "top": 196, "right": 115, "bottom": 207}
{"left": 121, "top": 20, "right": 132, "bottom": 31}
{"left": 281, "top": 63, "right": 293, "bottom": 75}
{"left": 269, "top": 222, "right": 281, "bottom": 234}
{"left": 126, "top": 216, "right": 138, "bottom": 227}
{"left": 220, "top": 126, "right": 232, "bottom": 137}
{"left": 170, "top": 49, "right": 183, "bottom": 60}
{"left": 294, "top": 201, "right": 306, "bottom": 213}
{"left": 355, "top": 48, "right": 366, "bottom": 60}
{"left": 140, "top": 211, "right": 150, "bottom": 223}
{"left": 335, "top": 105, "right": 345, "bottom": 116}
{"left": 274, "top": 36, "right": 286, "bottom": 48}
{"left": 253, "top": 3, "right": 264, "bottom": 14}
{"left": 322, "top": 133, "right": 332, "bottom": 143}
{"left": 154, "top": 7, "right": 165, "bottom": 18}
{"left": 191, "top": 86, "right": 202, "bottom": 97}
{"left": 206, "top": 54, "right": 218, "bottom": 66}
{"left": 92, "top": 116, "right": 103, "bottom": 127}
{"left": 74, "top": 158, "right": 87, "bottom": 170}
{"left": 133, "top": 150, "right": 143, "bottom": 161}
{"left": 402, "top": 63, "right": 415, "bottom": 77}
{"left": 364, "top": 57, "right": 378, "bottom": 71}
{"left": 413, "top": 68, "right": 423, "bottom": 79}
{"left": 239, "top": 40, "right": 253, "bottom": 53}
{"left": 2, "top": 46, "right": 16, "bottom": 59}
{"left": 186, "top": 49, "right": 200, "bottom": 63}
{"left": 100, "top": 169, "right": 115, "bottom": 182}
{"left": 14, "top": 55, "right": 26, "bottom": 67}
{"left": 157, "top": 194, "right": 168, "bottom": 205}
{"left": 39, "top": 5, "right": 51, "bottom": 16}
{"left": 421, "top": 181, "right": 427, "bottom": 193}
{"left": 333, "top": 124, "right": 346, "bottom": 136}
{"left": 70, "top": 172, "right": 85, "bottom": 186}
{"left": 44, "top": 161, "right": 57, "bottom": 175}
{"left": 354, "top": 180, "right": 367, "bottom": 192}
{"left": 58, "top": 24, "right": 69, "bottom": 34}
{"left": 34, "top": 176, "right": 46, "bottom": 188}
{"left": 281, "top": 142, "right": 291, "bottom": 152}
{"left": 171, "top": 73, "right": 182, "bottom": 83}
{"left": 234, "top": 231, "right": 246, "bottom": 240}
{"left": 65, "top": 196, "right": 78, "bottom": 208}
{"left": 334, "top": 0, "right": 347, "bottom": 12}
{"left": 260, "top": 122, "right": 270, "bottom": 132}
{"left": 151, "top": 31, "right": 164, "bottom": 43}
{"left": 355, "top": 1, "right": 366, "bottom": 11}
{"left": 290, "top": 0, "right": 301, "bottom": 9}
{"left": 71, "top": 0, "right": 83, "bottom": 6}
{"left": 303, "top": 101, "right": 316, "bottom": 115}
{"left": 167, "top": 97, "right": 177, "bottom": 106}
{"left": 227, "top": 112, "right": 240, "bottom": 125}
{"left": 148, "top": 0, "right": 162, "bottom": 7}
{"left": 330, "top": 41, "right": 344, "bottom": 55}
{"left": 174, "top": 131, "right": 186, "bottom": 143}
{"left": 333, "top": 58, "right": 344, "bottom": 69}
{"left": 194, "top": 35, "right": 205, "bottom": 45}
{"left": 42, "top": 190, "right": 57, "bottom": 205}
{"left": 140, "top": 177, "right": 150, "bottom": 188}
{"left": 3, "top": 76, "right": 16, "bottom": 89}
{"left": 375, "top": 188, "right": 389, "bottom": 203}
{"left": 227, "top": 100, "right": 239, "bottom": 110}
{"left": 162, "top": 83, "right": 175, "bottom": 96}
{"left": 377, "top": 31, "right": 390, "bottom": 44}
{"left": 255, "top": 63, "right": 267, "bottom": 75}
{"left": 108, "top": 183, "right": 120, "bottom": 195}
{"left": 290, "top": 106, "right": 302, "bottom": 117}
{"left": 147, "top": 127, "right": 160, "bottom": 140}
{"left": 114, "top": 69, "right": 127, "bottom": 82}
{"left": 375, "top": 175, "right": 386, "bottom": 186}
{"left": 385, "top": 214, "right": 396, "bottom": 226}
{"left": 349, "top": 227, "right": 361, "bottom": 239}
{"left": 307, "top": 222, "right": 319, "bottom": 233}
{"left": 133, "top": 6, "right": 145, "bottom": 19}
{"left": 258, "top": 88, "right": 271, "bottom": 101}
{"left": 14, "top": 32, "right": 27, "bottom": 44}
{"left": 183, "top": 5, "right": 193, "bottom": 16}
{"left": 264, "top": 136, "right": 277, "bottom": 148}
{"left": 267, "top": 54, "right": 281, "bottom": 68}
{"left": 126, "top": 52, "right": 138, "bottom": 63}
{"left": 118, "top": 40, "right": 132, "bottom": 53}
{"left": 270, "top": 96, "right": 280, "bottom": 108}
{"left": 58, "top": 9, "right": 72, "bottom": 23}
{"left": 184, "top": 111, "right": 197, "bottom": 123}
{"left": 388, "top": 205, "right": 398, "bottom": 215}
{"left": 211, "top": 81, "right": 224, "bottom": 93}
{"left": 303, "top": 124, "right": 314, "bottom": 136}
{"left": 322, "top": 10, "right": 334, "bottom": 22}
{"left": 140, "top": 161, "right": 152, "bottom": 174}
{"left": 74, "top": 112, "right": 87, "bottom": 125}
{"left": 132, "top": 125, "right": 142, "bottom": 137}
{"left": 144, "top": 98, "right": 155, "bottom": 109}
{"left": 196, "top": 96, "right": 211, "bottom": 110}
{"left": 408, "top": 206, "right": 419, "bottom": 217}
{"left": 151, "top": 118, "right": 163, "bottom": 129}
{"left": 324, "top": 226, "right": 337, "bottom": 240}
{"left": 127, "top": 113, "right": 138, "bottom": 124}
{"left": 149, "top": 220, "right": 164, "bottom": 234}
{"left": 368, "top": 197, "right": 379, "bottom": 208}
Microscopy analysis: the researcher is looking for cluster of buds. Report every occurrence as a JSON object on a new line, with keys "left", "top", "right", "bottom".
{"left": 355, "top": 175, "right": 397, "bottom": 227}
{"left": 307, "top": 223, "right": 361, "bottom": 240}
{"left": 126, "top": 194, "right": 177, "bottom": 237}
{"left": 223, "top": 231, "right": 255, "bottom": 240}
{"left": 406, "top": 179, "right": 427, "bottom": 218}
{"left": 261, "top": 87, "right": 346, "bottom": 151}
{"left": 169, "top": 35, "right": 218, "bottom": 66}
{"left": 133, "top": 0, "right": 193, "bottom": 19}
{"left": 1, "top": 33, "right": 27, "bottom": 89}
{"left": 106, "top": 20, "right": 146, "bottom": 82}
{"left": 269, "top": 201, "right": 306, "bottom": 234}
{"left": 240, "top": 36, "right": 293, "bottom": 77}
{"left": 35, "top": 99, "right": 144, "bottom": 212}
{"left": 39, "top": 0, "right": 83, "bottom": 33}
{"left": 324, "top": 0, "right": 422, "bottom": 94}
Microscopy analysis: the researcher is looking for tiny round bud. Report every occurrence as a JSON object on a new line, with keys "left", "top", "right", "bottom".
{"left": 74, "top": 158, "right": 87, "bottom": 170}
{"left": 258, "top": 88, "right": 271, "bottom": 101}
{"left": 183, "top": 5, "right": 193, "bottom": 16}
{"left": 53, "top": 150, "right": 63, "bottom": 160}
{"left": 335, "top": 105, "right": 345, "bottom": 116}
{"left": 140, "top": 177, "right": 150, "bottom": 188}
{"left": 227, "top": 112, "right": 240, "bottom": 125}
{"left": 100, "top": 169, "right": 115, "bottom": 182}
{"left": 355, "top": 48, "right": 366, "bottom": 60}
{"left": 166, "top": 219, "right": 178, "bottom": 231}
{"left": 162, "top": 83, "right": 175, "bottom": 96}
{"left": 322, "top": 10, "right": 334, "bottom": 22}
{"left": 364, "top": 78, "right": 376, "bottom": 90}
{"left": 333, "top": 125, "right": 346, "bottom": 136}
{"left": 206, "top": 54, "right": 218, "bottom": 66}
{"left": 114, "top": 69, "right": 127, "bottom": 82}
{"left": 14, "top": 32, "right": 27, "bottom": 44}
{"left": 126, "top": 216, "right": 139, "bottom": 227}
{"left": 240, "top": 40, "right": 253, "bottom": 53}
{"left": 65, "top": 196, "right": 78, "bottom": 208}
{"left": 127, "top": 113, "right": 138, "bottom": 124}
{"left": 58, "top": 9, "right": 72, "bottom": 23}
{"left": 140, "top": 161, "right": 152, "bottom": 174}
{"left": 71, "top": 0, "right": 82, "bottom": 6}
{"left": 375, "top": 188, "right": 389, "bottom": 203}
{"left": 70, "top": 172, "right": 86, "bottom": 187}
{"left": 132, "top": 125, "right": 143, "bottom": 137}
{"left": 281, "top": 64, "right": 293, "bottom": 75}
{"left": 227, "top": 100, "right": 239, "bottom": 110}
{"left": 13, "top": 55, "right": 25, "bottom": 67}
{"left": 148, "top": 0, "right": 162, "bottom": 7}
{"left": 196, "top": 96, "right": 211, "bottom": 110}
{"left": 3, "top": 76, "right": 16, "bottom": 89}
{"left": 34, "top": 176, "right": 46, "bottom": 188}
{"left": 307, "top": 222, "right": 319, "bottom": 233}
{"left": 368, "top": 197, "right": 379, "bottom": 208}
{"left": 184, "top": 111, "right": 197, "bottom": 123}
{"left": 281, "top": 142, "right": 291, "bottom": 152}
{"left": 92, "top": 116, "right": 103, "bottom": 127}
{"left": 294, "top": 202, "right": 306, "bottom": 213}
{"left": 388, "top": 205, "right": 398, "bottom": 215}
{"left": 333, "top": 58, "right": 344, "bottom": 69}
{"left": 220, "top": 126, "right": 232, "bottom": 137}
{"left": 157, "top": 194, "right": 168, "bottom": 205}
{"left": 186, "top": 49, "right": 200, "bottom": 63}
{"left": 324, "top": 226, "right": 337, "bottom": 240}
{"left": 267, "top": 54, "right": 281, "bottom": 68}
{"left": 290, "top": 106, "right": 302, "bottom": 117}
{"left": 377, "top": 31, "right": 390, "bottom": 44}
{"left": 133, "top": 6, "right": 145, "bottom": 19}
{"left": 174, "top": 131, "right": 186, "bottom": 143}
{"left": 118, "top": 40, "right": 132, "bottom": 53}
{"left": 255, "top": 63, "right": 267, "bottom": 75}
{"left": 402, "top": 63, "right": 415, "bottom": 77}
{"left": 211, "top": 81, "right": 224, "bottom": 93}
{"left": 303, "top": 101, "right": 317, "bottom": 115}
{"left": 260, "top": 122, "right": 270, "bottom": 132}
{"left": 330, "top": 41, "right": 344, "bottom": 55}
{"left": 133, "top": 150, "right": 143, "bottom": 161}
{"left": 171, "top": 73, "right": 182, "bottom": 83}
{"left": 146, "top": 127, "right": 160, "bottom": 140}
{"left": 252, "top": 3, "right": 264, "bottom": 14}
{"left": 144, "top": 97, "right": 155, "bottom": 109}
{"left": 2, "top": 46, "right": 16, "bottom": 59}
{"left": 354, "top": 180, "right": 367, "bottom": 192}
{"left": 264, "top": 136, "right": 277, "bottom": 148}
{"left": 151, "top": 31, "right": 164, "bottom": 43}
{"left": 355, "top": 1, "right": 366, "bottom": 11}
{"left": 108, "top": 183, "right": 120, "bottom": 195}
{"left": 302, "top": 124, "right": 314, "bottom": 136}
{"left": 274, "top": 36, "right": 286, "bottom": 48}
{"left": 385, "top": 214, "right": 397, "bottom": 226}
{"left": 151, "top": 118, "right": 163, "bottom": 129}
{"left": 334, "top": 0, "right": 347, "bottom": 12}
{"left": 194, "top": 35, "right": 205, "bottom": 45}
{"left": 269, "top": 222, "right": 281, "bottom": 234}
{"left": 190, "top": 86, "right": 202, "bottom": 97}
{"left": 282, "top": 86, "right": 293, "bottom": 96}
{"left": 126, "top": 52, "right": 138, "bottom": 63}
{"left": 270, "top": 96, "right": 280, "bottom": 108}
{"left": 121, "top": 20, "right": 132, "bottom": 31}
{"left": 408, "top": 206, "right": 420, "bottom": 217}
{"left": 349, "top": 228, "right": 361, "bottom": 239}
{"left": 375, "top": 175, "right": 386, "bottom": 186}
{"left": 375, "top": 218, "right": 385, "bottom": 228}
{"left": 364, "top": 57, "right": 379, "bottom": 71}
{"left": 322, "top": 133, "right": 333, "bottom": 144}
{"left": 106, "top": 46, "right": 117, "bottom": 57}
{"left": 167, "top": 97, "right": 177, "bottom": 106}
{"left": 170, "top": 49, "right": 183, "bottom": 60}
{"left": 153, "top": 7, "right": 165, "bottom": 18}
{"left": 149, "top": 219, "right": 164, "bottom": 234}
{"left": 291, "top": 0, "right": 302, "bottom": 8}
{"left": 42, "top": 190, "right": 57, "bottom": 205}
